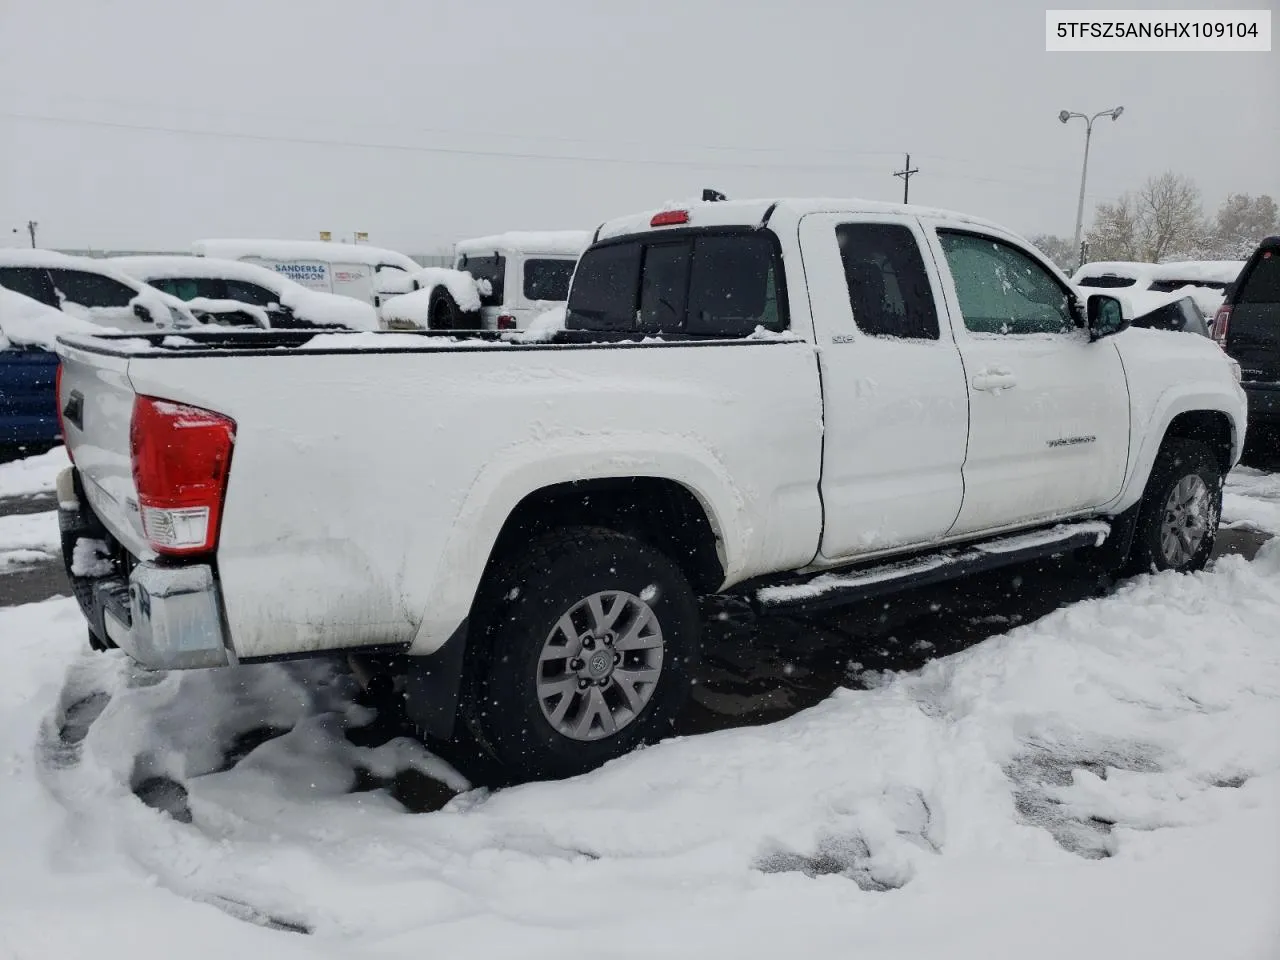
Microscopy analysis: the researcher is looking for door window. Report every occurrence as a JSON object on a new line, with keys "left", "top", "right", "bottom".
{"left": 46, "top": 269, "right": 137, "bottom": 308}
{"left": 224, "top": 280, "right": 280, "bottom": 306}
{"left": 938, "top": 232, "right": 1074, "bottom": 335}
{"left": 0, "top": 267, "right": 58, "bottom": 307}
{"left": 836, "top": 224, "right": 939, "bottom": 339}
{"left": 150, "top": 277, "right": 226, "bottom": 301}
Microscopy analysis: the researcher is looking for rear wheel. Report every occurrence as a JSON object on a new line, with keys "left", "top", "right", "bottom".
{"left": 427, "top": 289, "right": 481, "bottom": 331}
{"left": 1127, "top": 438, "right": 1222, "bottom": 574}
{"left": 463, "top": 527, "right": 700, "bottom": 781}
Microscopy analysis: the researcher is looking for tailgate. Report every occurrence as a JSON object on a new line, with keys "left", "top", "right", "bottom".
{"left": 1226, "top": 303, "right": 1280, "bottom": 381}
{"left": 56, "top": 340, "right": 151, "bottom": 558}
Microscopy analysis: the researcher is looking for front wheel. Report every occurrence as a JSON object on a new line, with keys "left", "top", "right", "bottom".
{"left": 464, "top": 527, "right": 700, "bottom": 781}
{"left": 1127, "top": 438, "right": 1223, "bottom": 574}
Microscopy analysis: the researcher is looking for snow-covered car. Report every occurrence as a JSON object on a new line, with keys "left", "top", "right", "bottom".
{"left": 451, "top": 231, "right": 589, "bottom": 330}
{"left": 193, "top": 238, "right": 419, "bottom": 309}
{"left": 0, "top": 249, "right": 200, "bottom": 331}
{"left": 54, "top": 197, "right": 1246, "bottom": 781}
{"left": 111, "top": 255, "right": 377, "bottom": 331}
{"left": 380, "top": 232, "right": 590, "bottom": 332}
{"left": 1072, "top": 260, "right": 1244, "bottom": 321}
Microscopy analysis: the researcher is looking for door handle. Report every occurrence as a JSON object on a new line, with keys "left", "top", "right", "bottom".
{"left": 971, "top": 368, "right": 1017, "bottom": 392}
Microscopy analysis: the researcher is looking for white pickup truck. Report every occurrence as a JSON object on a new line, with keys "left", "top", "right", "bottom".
{"left": 54, "top": 198, "right": 1247, "bottom": 780}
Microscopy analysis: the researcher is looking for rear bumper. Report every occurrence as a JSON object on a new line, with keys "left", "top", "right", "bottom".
{"left": 58, "top": 467, "right": 233, "bottom": 671}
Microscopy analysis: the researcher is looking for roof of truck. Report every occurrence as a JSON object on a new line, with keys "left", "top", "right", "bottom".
{"left": 194, "top": 239, "right": 419, "bottom": 272}
{"left": 594, "top": 198, "right": 1005, "bottom": 242}
{"left": 454, "top": 231, "right": 591, "bottom": 258}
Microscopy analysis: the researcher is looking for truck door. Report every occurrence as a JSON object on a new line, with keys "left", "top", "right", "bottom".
{"left": 924, "top": 224, "right": 1130, "bottom": 534}
{"left": 798, "top": 213, "right": 969, "bottom": 561}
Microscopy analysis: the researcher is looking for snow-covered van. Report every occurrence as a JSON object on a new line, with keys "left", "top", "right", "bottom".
{"left": 193, "top": 239, "right": 420, "bottom": 309}
{"left": 453, "top": 231, "right": 590, "bottom": 330}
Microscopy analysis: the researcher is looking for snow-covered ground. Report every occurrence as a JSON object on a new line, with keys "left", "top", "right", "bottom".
{"left": 1, "top": 542, "right": 1278, "bottom": 957}
{"left": 0, "top": 446, "right": 68, "bottom": 499}
{"left": 1224, "top": 468, "right": 1280, "bottom": 536}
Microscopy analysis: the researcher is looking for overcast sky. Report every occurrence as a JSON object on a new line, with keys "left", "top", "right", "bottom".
{"left": 1, "top": 0, "right": 1276, "bottom": 254}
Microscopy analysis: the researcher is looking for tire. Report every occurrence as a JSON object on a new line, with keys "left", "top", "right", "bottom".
{"left": 463, "top": 527, "right": 700, "bottom": 781}
{"left": 1126, "top": 438, "right": 1222, "bottom": 575}
{"left": 427, "top": 289, "right": 481, "bottom": 331}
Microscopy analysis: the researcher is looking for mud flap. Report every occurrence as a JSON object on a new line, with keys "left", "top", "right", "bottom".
{"left": 400, "top": 618, "right": 469, "bottom": 740}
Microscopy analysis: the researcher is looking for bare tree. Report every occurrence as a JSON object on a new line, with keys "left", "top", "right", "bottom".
{"left": 1134, "top": 172, "right": 1204, "bottom": 261}
{"left": 1085, "top": 195, "right": 1140, "bottom": 262}
{"left": 1211, "top": 193, "right": 1280, "bottom": 259}
{"left": 1029, "top": 234, "right": 1077, "bottom": 272}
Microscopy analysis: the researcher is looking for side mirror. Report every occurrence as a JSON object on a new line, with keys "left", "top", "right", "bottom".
{"left": 1087, "top": 294, "right": 1129, "bottom": 340}
{"left": 132, "top": 302, "right": 155, "bottom": 324}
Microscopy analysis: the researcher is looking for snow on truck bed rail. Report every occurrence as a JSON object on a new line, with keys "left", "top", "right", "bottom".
{"left": 1, "top": 542, "right": 1277, "bottom": 957}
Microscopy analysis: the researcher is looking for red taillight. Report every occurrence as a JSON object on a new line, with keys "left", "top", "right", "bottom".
{"left": 130, "top": 396, "right": 236, "bottom": 556}
{"left": 496, "top": 314, "right": 517, "bottom": 330}
{"left": 650, "top": 210, "right": 689, "bottom": 227}
{"left": 1212, "top": 305, "right": 1231, "bottom": 346}
{"left": 55, "top": 362, "right": 74, "bottom": 463}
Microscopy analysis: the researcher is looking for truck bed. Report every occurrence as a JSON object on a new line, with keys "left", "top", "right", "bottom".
{"left": 56, "top": 327, "right": 825, "bottom": 662}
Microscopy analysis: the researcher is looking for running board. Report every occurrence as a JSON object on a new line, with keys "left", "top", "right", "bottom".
{"left": 753, "top": 520, "right": 1111, "bottom": 613}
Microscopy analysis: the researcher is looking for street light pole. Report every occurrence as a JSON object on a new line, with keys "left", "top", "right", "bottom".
{"left": 1059, "top": 106, "right": 1124, "bottom": 269}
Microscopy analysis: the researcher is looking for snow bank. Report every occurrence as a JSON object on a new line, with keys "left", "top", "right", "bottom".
{"left": 0, "top": 287, "right": 121, "bottom": 350}
{"left": 1, "top": 540, "right": 1278, "bottom": 957}
{"left": 1224, "top": 468, "right": 1280, "bottom": 535}
{"left": 0, "top": 446, "right": 68, "bottom": 497}
{"left": 513, "top": 304, "right": 567, "bottom": 342}
{"left": 454, "top": 230, "right": 591, "bottom": 258}
{"left": 0, "top": 510, "right": 60, "bottom": 566}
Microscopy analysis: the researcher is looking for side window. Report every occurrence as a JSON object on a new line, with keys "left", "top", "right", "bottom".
{"left": 225, "top": 280, "right": 279, "bottom": 307}
{"left": 938, "top": 232, "right": 1074, "bottom": 335}
{"left": 46, "top": 269, "right": 136, "bottom": 308}
{"left": 835, "top": 224, "right": 939, "bottom": 340}
{"left": 565, "top": 242, "right": 641, "bottom": 331}
{"left": 523, "top": 258, "right": 577, "bottom": 302}
{"left": 686, "top": 234, "right": 785, "bottom": 336}
{"left": 0, "top": 267, "right": 58, "bottom": 307}
{"left": 150, "top": 277, "right": 225, "bottom": 302}
{"left": 639, "top": 243, "right": 691, "bottom": 333}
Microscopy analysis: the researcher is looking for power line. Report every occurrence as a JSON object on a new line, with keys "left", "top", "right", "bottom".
{"left": 0, "top": 110, "right": 1074, "bottom": 194}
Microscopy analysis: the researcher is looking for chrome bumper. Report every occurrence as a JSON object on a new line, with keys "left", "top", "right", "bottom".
{"left": 102, "top": 562, "right": 232, "bottom": 670}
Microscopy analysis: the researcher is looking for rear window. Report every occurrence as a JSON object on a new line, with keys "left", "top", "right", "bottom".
{"left": 565, "top": 243, "right": 642, "bottom": 330}
{"left": 456, "top": 254, "right": 505, "bottom": 308}
{"left": 1077, "top": 275, "right": 1136, "bottom": 288}
{"left": 523, "top": 258, "right": 576, "bottom": 302}
{"left": 566, "top": 231, "right": 787, "bottom": 337}
{"left": 1237, "top": 249, "right": 1280, "bottom": 304}
{"left": 836, "top": 223, "right": 939, "bottom": 339}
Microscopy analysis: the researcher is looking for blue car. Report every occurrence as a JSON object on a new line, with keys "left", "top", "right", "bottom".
{"left": 0, "top": 344, "right": 60, "bottom": 447}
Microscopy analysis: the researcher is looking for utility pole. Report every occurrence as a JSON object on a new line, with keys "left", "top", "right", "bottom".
{"left": 894, "top": 154, "right": 918, "bottom": 204}
{"left": 26, "top": 220, "right": 38, "bottom": 248}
